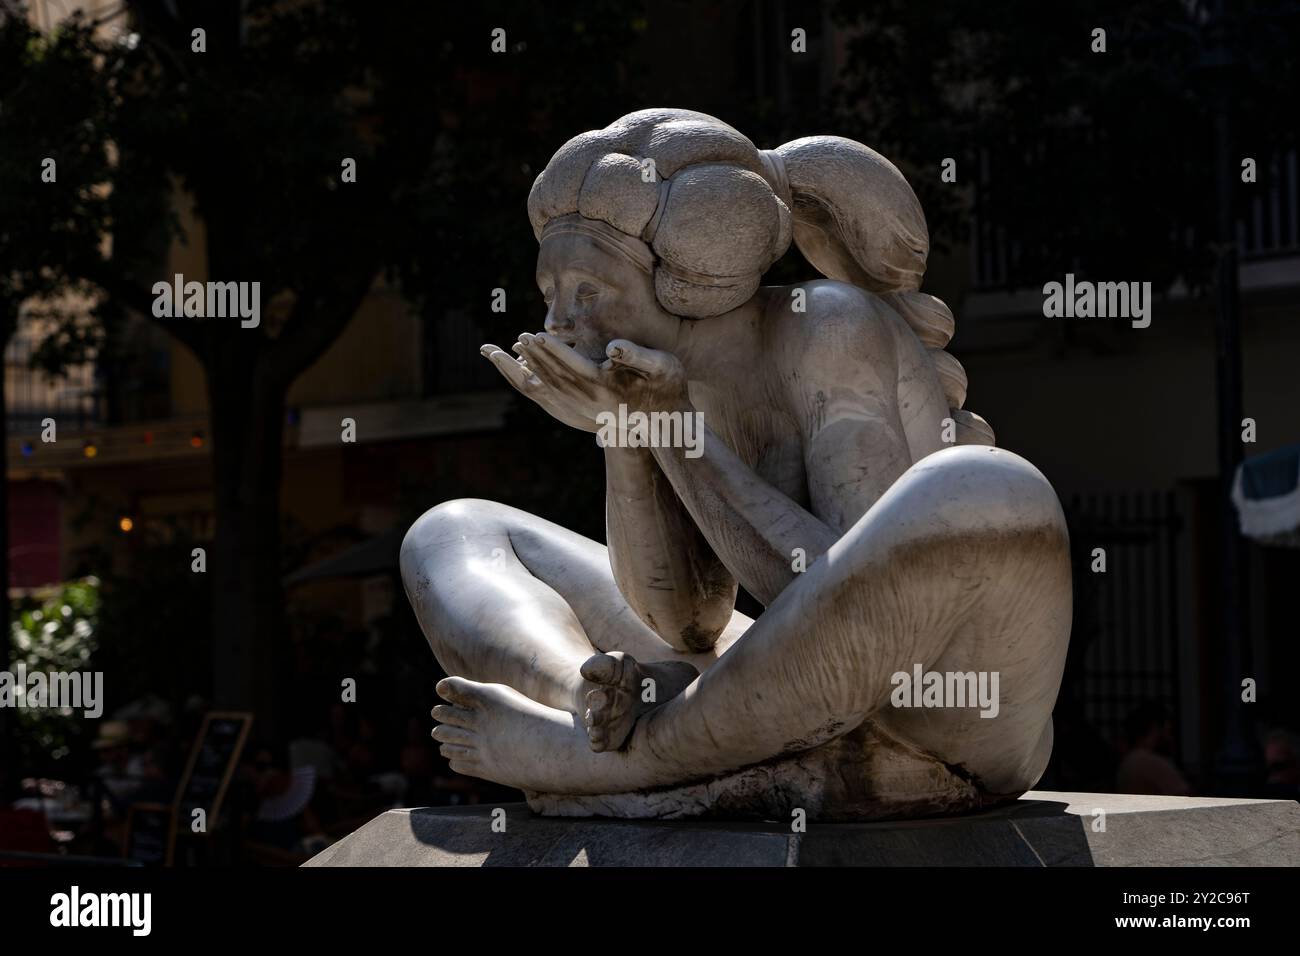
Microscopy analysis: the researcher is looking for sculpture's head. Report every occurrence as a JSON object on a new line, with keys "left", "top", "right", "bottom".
{"left": 533, "top": 216, "right": 673, "bottom": 363}
{"left": 529, "top": 109, "right": 795, "bottom": 360}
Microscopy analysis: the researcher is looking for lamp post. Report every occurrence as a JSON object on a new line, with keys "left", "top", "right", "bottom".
{"left": 1203, "top": 0, "right": 1261, "bottom": 795}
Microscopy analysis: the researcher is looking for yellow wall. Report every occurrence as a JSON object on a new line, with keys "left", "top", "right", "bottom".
{"left": 287, "top": 283, "right": 422, "bottom": 407}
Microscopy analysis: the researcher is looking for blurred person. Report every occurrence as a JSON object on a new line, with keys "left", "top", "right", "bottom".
{"left": 327, "top": 701, "right": 355, "bottom": 759}
{"left": 1116, "top": 702, "right": 1192, "bottom": 796}
{"left": 345, "top": 713, "right": 380, "bottom": 780}
{"left": 240, "top": 742, "right": 325, "bottom": 862}
{"left": 1262, "top": 729, "right": 1300, "bottom": 800}
{"left": 92, "top": 720, "right": 144, "bottom": 811}
{"left": 399, "top": 715, "right": 436, "bottom": 806}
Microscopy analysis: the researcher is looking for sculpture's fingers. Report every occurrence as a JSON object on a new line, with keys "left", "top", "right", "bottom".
{"left": 534, "top": 332, "right": 601, "bottom": 380}
{"left": 516, "top": 333, "right": 580, "bottom": 389}
{"left": 605, "top": 339, "right": 675, "bottom": 379}
{"left": 482, "top": 346, "right": 538, "bottom": 394}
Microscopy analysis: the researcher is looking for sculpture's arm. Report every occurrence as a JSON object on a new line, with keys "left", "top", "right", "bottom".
{"left": 648, "top": 415, "right": 837, "bottom": 607}
{"left": 649, "top": 303, "right": 912, "bottom": 606}
{"left": 604, "top": 445, "right": 738, "bottom": 653}
{"left": 478, "top": 332, "right": 737, "bottom": 651}
{"left": 481, "top": 323, "right": 908, "bottom": 612}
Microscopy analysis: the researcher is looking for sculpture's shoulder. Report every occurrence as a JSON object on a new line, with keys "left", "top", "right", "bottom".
{"left": 765, "top": 279, "right": 902, "bottom": 387}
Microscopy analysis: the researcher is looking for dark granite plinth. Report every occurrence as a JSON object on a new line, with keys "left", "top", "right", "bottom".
{"left": 303, "top": 791, "right": 1300, "bottom": 867}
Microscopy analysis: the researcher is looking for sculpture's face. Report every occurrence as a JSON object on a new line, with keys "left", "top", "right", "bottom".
{"left": 535, "top": 232, "right": 670, "bottom": 363}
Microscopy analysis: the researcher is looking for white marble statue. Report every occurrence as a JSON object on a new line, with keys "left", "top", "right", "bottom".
{"left": 400, "top": 109, "right": 1072, "bottom": 820}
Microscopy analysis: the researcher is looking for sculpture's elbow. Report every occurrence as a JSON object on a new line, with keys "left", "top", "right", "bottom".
{"left": 643, "top": 596, "right": 733, "bottom": 654}
{"left": 676, "top": 619, "right": 725, "bottom": 654}
{"left": 616, "top": 561, "right": 738, "bottom": 653}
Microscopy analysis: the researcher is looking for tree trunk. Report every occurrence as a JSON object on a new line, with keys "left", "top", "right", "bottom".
{"left": 206, "top": 344, "right": 288, "bottom": 741}
{"left": 0, "top": 314, "right": 14, "bottom": 799}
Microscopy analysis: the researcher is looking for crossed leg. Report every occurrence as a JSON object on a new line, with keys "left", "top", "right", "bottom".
{"left": 398, "top": 497, "right": 751, "bottom": 748}
{"left": 407, "top": 445, "right": 1072, "bottom": 799}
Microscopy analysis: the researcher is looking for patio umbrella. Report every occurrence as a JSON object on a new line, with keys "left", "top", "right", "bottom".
{"left": 282, "top": 527, "right": 405, "bottom": 587}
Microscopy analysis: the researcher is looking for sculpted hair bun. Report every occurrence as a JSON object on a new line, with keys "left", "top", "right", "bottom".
{"left": 529, "top": 109, "right": 790, "bottom": 318}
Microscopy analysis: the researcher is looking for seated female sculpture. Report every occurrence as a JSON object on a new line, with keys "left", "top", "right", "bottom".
{"left": 400, "top": 109, "right": 1072, "bottom": 820}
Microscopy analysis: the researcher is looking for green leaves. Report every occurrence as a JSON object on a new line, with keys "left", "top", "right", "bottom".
{"left": 8, "top": 578, "right": 101, "bottom": 762}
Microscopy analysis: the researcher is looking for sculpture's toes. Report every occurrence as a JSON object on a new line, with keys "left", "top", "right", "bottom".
{"left": 433, "top": 677, "right": 494, "bottom": 775}
{"left": 431, "top": 702, "right": 475, "bottom": 728}
{"left": 581, "top": 652, "right": 701, "bottom": 753}
{"left": 584, "top": 685, "right": 632, "bottom": 753}
{"left": 436, "top": 675, "right": 489, "bottom": 707}
{"left": 581, "top": 652, "right": 641, "bottom": 752}
{"left": 431, "top": 721, "right": 480, "bottom": 767}
{"left": 580, "top": 650, "right": 632, "bottom": 687}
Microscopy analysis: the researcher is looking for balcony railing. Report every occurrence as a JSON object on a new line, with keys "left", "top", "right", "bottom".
{"left": 4, "top": 334, "right": 101, "bottom": 437}
{"left": 969, "top": 139, "right": 1300, "bottom": 290}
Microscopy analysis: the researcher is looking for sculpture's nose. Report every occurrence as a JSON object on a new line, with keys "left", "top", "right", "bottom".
{"left": 544, "top": 308, "right": 575, "bottom": 337}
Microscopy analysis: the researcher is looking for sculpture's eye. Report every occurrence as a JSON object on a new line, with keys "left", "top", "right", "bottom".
{"left": 576, "top": 282, "right": 600, "bottom": 301}
{"left": 541, "top": 285, "right": 554, "bottom": 305}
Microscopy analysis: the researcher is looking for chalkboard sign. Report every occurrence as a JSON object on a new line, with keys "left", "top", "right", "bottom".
{"left": 123, "top": 802, "right": 176, "bottom": 866}
{"left": 174, "top": 711, "right": 252, "bottom": 837}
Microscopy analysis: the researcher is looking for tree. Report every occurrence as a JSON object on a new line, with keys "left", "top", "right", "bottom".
{"left": 829, "top": 0, "right": 1298, "bottom": 288}
{"left": 1, "top": 0, "right": 643, "bottom": 738}
{"left": 0, "top": 9, "right": 116, "bottom": 794}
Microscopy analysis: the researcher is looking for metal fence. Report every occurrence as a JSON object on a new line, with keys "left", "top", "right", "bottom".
{"left": 1062, "top": 491, "right": 1184, "bottom": 755}
{"left": 1239, "top": 142, "right": 1300, "bottom": 259}
{"left": 970, "top": 139, "right": 1299, "bottom": 288}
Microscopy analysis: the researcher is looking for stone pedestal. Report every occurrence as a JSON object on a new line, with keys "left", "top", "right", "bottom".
{"left": 304, "top": 791, "right": 1300, "bottom": 866}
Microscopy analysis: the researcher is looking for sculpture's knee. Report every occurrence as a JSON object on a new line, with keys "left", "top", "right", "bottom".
{"left": 400, "top": 498, "right": 511, "bottom": 593}
{"left": 824, "top": 446, "right": 1069, "bottom": 658}
{"left": 905, "top": 445, "right": 1066, "bottom": 539}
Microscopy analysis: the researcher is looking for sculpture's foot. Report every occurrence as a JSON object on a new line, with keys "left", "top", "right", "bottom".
{"left": 430, "top": 676, "right": 1038, "bottom": 817}
{"left": 579, "top": 651, "right": 698, "bottom": 752}
{"left": 432, "top": 676, "right": 652, "bottom": 794}
{"left": 524, "top": 719, "right": 1014, "bottom": 822}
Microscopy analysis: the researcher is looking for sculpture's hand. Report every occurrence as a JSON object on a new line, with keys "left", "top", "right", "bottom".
{"left": 598, "top": 338, "right": 691, "bottom": 415}
{"left": 480, "top": 338, "right": 600, "bottom": 432}
{"left": 480, "top": 333, "right": 690, "bottom": 433}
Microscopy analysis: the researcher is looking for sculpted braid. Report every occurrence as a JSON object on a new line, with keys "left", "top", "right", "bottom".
{"left": 773, "top": 136, "right": 994, "bottom": 446}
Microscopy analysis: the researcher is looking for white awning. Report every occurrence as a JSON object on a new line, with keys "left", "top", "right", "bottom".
{"left": 1232, "top": 444, "right": 1300, "bottom": 547}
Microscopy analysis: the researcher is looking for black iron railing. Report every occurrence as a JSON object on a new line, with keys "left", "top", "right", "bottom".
{"left": 970, "top": 140, "right": 1299, "bottom": 289}
{"left": 1063, "top": 490, "right": 1185, "bottom": 757}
